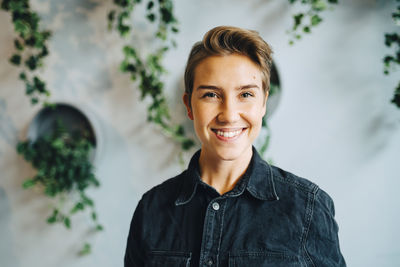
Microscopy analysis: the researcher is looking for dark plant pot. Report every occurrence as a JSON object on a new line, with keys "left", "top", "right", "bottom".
{"left": 27, "top": 102, "right": 101, "bottom": 162}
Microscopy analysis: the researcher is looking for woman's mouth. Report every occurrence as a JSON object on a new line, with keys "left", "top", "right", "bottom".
{"left": 212, "top": 128, "right": 246, "bottom": 140}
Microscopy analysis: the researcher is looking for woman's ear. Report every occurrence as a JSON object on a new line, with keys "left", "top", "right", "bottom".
{"left": 183, "top": 93, "right": 194, "bottom": 120}
{"left": 262, "top": 91, "right": 269, "bottom": 116}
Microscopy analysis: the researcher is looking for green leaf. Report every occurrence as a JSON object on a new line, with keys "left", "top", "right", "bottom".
{"left": 384, "top": 55, "right": 395, "bottom": 64}
{"left": 22, "top": 179, "right": 36, "bottom": 189}
{"left": 47, "top": 216, "right": 56, "bottom": 224}
{"left": 64, "top": 217, "right": 71, "bottom": 229}
{"left": 123, "top": 45, "right": 136, "bottom": 57}
{"left": 293, "top": 13, "right": 304, "bottom": 30}
{"left": 70, "top": 202, "right": 85, "bottom": 214}
{"left": 19, "top": 72, "right": 27, "bottom": 81}
{"left": 39, "top": 46, "right": 49, "bottom": 58}
{"left": 175, "top": 125, "right": 184, "bottom": 135}
{"left": 96, "top": 224, "right": 104, "bottom": 231}
{"left": 312, "top": 0, "right": 327, "bottom": 12}
{"left": 47, "top": 209, "right": 58, "bottom": 224}
{"left": 147, "top": 1, "right": 154, "bottom": 10}
{"left": 10, "top": 54, "right": 21, "bottom": 65}
{"left": 33, "top": 76, "right": 46, "bottom": 93}
{"left": 107, "top": 10, "right": 116, "bottom": 23}
{"left": 311, "top": 14, "right": 322, "bottom": 26}
{"left": 31, "top": 97, "right": 39, "bottom": 105}
{"left": 78, "top": 243, "right": 91, "bottom": 256}
{"left": 391, "top": 82, "right": 400, "bottom": 108}
{"left": 14, "top": 20, "right": 31, "bottom": 38}
{"left": 81, "top": 194, "right": 94, "bottom": 206}
{"left": 147, "top": 13, "right": 156, "bottom": 22}
{"left": 182, "top": 139, "right": 195, "bottom": 150}
{"left": 14, "top": 39, "right": 24, "bottom": 51}
{"left": 25, "top": 55, "right": 38, "bottom": 70}
{"left": 118, "top": 24, "right": 130, "bottom": 36}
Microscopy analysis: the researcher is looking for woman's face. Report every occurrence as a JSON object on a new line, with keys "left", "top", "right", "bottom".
{"left": 183, "top": 54, "right": 268, "bottom": 162}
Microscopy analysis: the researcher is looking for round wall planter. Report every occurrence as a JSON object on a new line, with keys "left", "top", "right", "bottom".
{"left": 26, "top": 102, "right": 102, "bottom": 163}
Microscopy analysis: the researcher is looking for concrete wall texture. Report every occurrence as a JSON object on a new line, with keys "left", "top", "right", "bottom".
{"left": 0, "top": 0, "right": 399, "bottom": 266}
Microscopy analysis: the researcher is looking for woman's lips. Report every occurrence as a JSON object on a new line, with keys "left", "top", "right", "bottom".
{"left": 211, "top": 128, "right": 246, "bottom": 141}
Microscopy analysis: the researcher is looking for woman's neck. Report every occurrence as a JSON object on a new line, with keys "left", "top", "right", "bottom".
{"left": 198, "top": 147, "right": 253, "bottom": 195}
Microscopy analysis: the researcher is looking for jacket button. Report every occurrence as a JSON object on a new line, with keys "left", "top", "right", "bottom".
{"left": 212, "top": 202, "right": 220, "bottom": 211}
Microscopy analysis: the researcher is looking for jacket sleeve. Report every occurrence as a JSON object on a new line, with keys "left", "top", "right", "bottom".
{"left": 305, "top": 189, "right": 346, "bottom": 266}
{"left": 124, "top": 199, "right": 146, "bottom": 267}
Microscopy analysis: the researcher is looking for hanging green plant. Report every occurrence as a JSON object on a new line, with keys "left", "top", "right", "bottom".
{"left": 2, "top": 0, "right": 103, "bottom": 255}
{"left": 383, "top": 0, "right": 400, "bottom": 108}
{"left": 17, "top": 118, "right": 102, "bottom": 233}
{"left": 17, "top": 108, "right": 102, "bottom": 256}
{"left": 108, "top": 0, "right": 195, "bottom": 152}
{"left": 1, "top": 0, "right": 52, "bottom": 106}
{"left": 287, "top": 0, "right": 338, "bottom": 45}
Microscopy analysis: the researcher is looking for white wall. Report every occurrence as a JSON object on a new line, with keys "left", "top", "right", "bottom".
{"left": 0, "top": 0, "right": 399, "bottom": 266}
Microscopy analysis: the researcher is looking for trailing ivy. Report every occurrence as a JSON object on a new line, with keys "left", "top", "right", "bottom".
{"left": 287, "top": 0, "right": 338, "bottom": 45}
{"left": 17, "top": 118, "right": 102, "bottom": 255}
{"left": 2, "top": 0, "right": 102, "bottom": 255}
{"left": 108, "top": 0, "right": 195, "bottom": 151}
{"left": 1, "top": 0, "right": 52, "bottom": 106}
{"left": 383, "top": 0, "right": 400, "bottom": 108}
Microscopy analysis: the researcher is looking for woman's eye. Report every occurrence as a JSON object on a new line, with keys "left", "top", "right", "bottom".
{"left": 241, "top": 92, "right": 253, "bottom": 98}
{"left": 203, "top": 92, "right": 218, "bottom": 98}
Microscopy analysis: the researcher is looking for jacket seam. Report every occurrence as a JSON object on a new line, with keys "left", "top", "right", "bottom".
{"left": 301, "top": 188, "right": 318, "bottom": 267}
{"left": 273, "top": 174, "right": 316, "bottom": 194}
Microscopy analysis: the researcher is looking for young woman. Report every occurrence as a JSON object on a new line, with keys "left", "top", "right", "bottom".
{"left": 124, "top": 26, "right": 346, "bottom": 267}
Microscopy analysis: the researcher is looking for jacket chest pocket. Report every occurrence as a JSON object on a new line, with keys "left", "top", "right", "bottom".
{"left": 228, "top": 251, "right": 302, "bottom": 267}
{"left": 146, "top": 251, "right": 192, "bottom": 267}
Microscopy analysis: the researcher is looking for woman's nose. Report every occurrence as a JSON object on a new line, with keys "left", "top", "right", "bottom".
{"left": 217, "top": 99, "right": 240, "bottom": 123}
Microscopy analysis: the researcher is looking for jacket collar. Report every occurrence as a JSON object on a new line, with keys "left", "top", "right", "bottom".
{"left": 175, "top": 147, "right": 279, "bottom": 206}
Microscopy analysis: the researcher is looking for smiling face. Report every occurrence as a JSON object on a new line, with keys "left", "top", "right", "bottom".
{"left": 183, "top": 54, "right": 268, "bottom": 162}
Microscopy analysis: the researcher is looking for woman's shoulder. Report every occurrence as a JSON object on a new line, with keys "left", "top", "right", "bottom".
{"left": 268, "top": 164, "right": 318, "bottom": 192}
{"left": 139, "top": 170, "right": 188, "bottom": 206}
{"left": 269, "top": 164, "right": 335, "bottom": 211}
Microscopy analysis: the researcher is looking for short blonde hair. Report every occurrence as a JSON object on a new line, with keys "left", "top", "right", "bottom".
{"left": 184, "top": 26, "right": 273, "bottom": 106}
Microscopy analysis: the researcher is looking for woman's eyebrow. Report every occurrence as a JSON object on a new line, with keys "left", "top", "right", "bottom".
{"left": 238, "top": 84, "right": 260, "bottom": 90}
{"left": 196, "top": 84, "right": 260, "bottom": 91}
{"left": 196, "top": 85, "right": 221, "bottom": 91}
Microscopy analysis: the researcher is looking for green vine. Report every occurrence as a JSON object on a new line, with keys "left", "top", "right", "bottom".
{"left": 1, "top": 0, "right": 102, "bottom": 255}
{"left": 383, "top": 0, "right": 400, "bottom": 108}
{"left": 1, "top": 0, "right": 52, "bottom": 106}
{"left": 287, "top": 0, "right": 338, "bottom": 45}
{"left": 17, "top": 119, "right": 102, "bottom": 233}
{"left": 16, "top": 117, "right": 102, "bottom": 255}
{"left": 108, "top": 0, "right": 195, "bottom": 151}
{"left": 288, "top": 0, "right": 400, "bottom": 109}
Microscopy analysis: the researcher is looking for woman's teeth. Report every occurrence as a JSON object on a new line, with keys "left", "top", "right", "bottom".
{"left": 216, "top": 129, "right": 242, "bottom": 138}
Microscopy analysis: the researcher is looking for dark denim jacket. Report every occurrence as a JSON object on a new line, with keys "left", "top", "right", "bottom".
{"left": 124, "top": 148, "right": 346, "bottom": 266}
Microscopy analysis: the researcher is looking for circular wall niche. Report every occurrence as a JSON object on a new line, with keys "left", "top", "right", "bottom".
{"left": 27, "top": 103, "right": 98, "bottom": 161}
